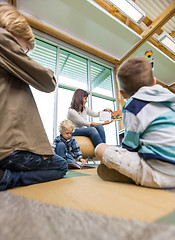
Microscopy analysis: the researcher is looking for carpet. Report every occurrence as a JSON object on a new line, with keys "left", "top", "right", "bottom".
{"left": 1, "top": 167, "right": 175, "bottom": 240}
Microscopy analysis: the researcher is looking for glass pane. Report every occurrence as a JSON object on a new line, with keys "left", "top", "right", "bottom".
{"left": 28, "top": 39, "right": 57, "bottom": 143}
{"left": 91, "top": 61, "right": 113, "bottom": 97}
{"left": 31, "top": 88, "right": 55, "bottom": 143}
{"left": 92, "top": 96, "right": 117, "bottom": 145}
{"left": 29, "top": 38, "right": 57, "bottom": 73}
{"left": 59, "top": 49, "right": 88, "bottom": 90}
{"left": 56, "top": 88, "right": 74, "bottom": 135}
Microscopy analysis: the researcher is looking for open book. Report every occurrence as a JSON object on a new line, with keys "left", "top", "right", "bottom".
{"left": 99, "top": 110, "right": 122, "bottom": 121}
{"left": 68, "top": 158, "right": 95, "bottom": 169}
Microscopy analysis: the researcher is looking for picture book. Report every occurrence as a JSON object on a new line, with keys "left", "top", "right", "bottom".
{"left": 99, "top": 110, "right": 122, "bottom": 121}
{"left": 111, "top": 110, "right": 122, "bottom": 121}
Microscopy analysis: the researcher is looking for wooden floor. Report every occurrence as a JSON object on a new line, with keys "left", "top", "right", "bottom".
{"left": 9, "top": 166, "right": 175, "bottom": 223}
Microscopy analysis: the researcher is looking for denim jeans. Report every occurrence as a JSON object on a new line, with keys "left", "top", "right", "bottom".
{"left": 0, "top": 151, "right": 68, "bottom": 190}
{"left": 72, "top": 125, "right": 106, "bottom": 147}
{"left": 55, "top": 142, "right": 77, "bottom": 164}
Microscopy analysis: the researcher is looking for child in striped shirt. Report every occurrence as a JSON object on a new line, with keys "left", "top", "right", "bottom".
{"left": 95, "top": 57, "right": 175, "bottom": 188}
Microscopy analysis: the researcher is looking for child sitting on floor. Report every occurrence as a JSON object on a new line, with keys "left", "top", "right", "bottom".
{"left": 95, "top": 56, "right": 175, "bottom": 188}
{"left": 0, "top": 3, "right": 68, "bottom": 190}
{"left": 53, "top": 120, "right": 86, "bottom": 168}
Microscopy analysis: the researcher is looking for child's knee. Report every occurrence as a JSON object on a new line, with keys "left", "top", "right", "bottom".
{"left": 95, "top": 143, "right": 109, "bottom": 161}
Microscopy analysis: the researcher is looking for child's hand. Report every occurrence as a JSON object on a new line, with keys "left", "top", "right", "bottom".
{"left": 80, "top": 158, "right": 86, "bottom": 164}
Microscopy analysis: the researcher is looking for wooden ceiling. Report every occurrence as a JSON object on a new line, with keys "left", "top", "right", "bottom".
{"left": 93, "top": 0, "right": 175, "bottom": 92}
{"left": 94, "top": 0, "right": 175, "bottom": 62}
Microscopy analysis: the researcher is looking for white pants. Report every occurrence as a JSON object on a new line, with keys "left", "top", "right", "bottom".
{"left": 97, "top": 145, "right": 175, "bottom": 188}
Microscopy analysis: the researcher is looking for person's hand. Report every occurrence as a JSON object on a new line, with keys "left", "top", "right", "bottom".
{"left": 103, "top": 108, "right": 114, "bottom": 113}
{"left": 102, "top": 120, "right": 113, "bottom": 125}
{"left": 80, "top": 158, "right": 86, "bottom": 164}
{"left": 91, "top": 120, "right": 112, "bottom": 126}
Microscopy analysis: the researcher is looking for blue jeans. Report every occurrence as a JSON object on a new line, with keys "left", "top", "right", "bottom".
{"left": 0, "top": 151, "right": 68, "bottom": 190}
{"left": 72, "top": 125, "right": 106, "bottom": 147}
{"left": 55, "top": 142, "right": 76, "bottom": 164}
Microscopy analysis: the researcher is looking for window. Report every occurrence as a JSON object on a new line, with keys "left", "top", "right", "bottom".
{"left": 90, "top": 61, "right": 117, "bottom": 144}
{"left": 59, "top": 49, "right": 88, "bottom": 90}
{"left": 28, "top": 39, "right": 57, "bottom": 142}
{"left": 57, "top": 49, "right": 117, "bottom": 144}
{"left": 29, "top": 37, "right": 119, "bottom": 145}
{"left": 91, "top": 61, "right": 114, "bottom": 97}
{"left": 91, "top": 96, "right": 117, "bottom": 145}
{"left": 56, "top": 87, "right": 74, "bottom": 136}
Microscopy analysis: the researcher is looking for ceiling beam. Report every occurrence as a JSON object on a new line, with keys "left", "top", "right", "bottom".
{"left": 157, "top": 80, "right": 175, "bottom": 94}
{"left": 93, "top": 0, "right": 175, "bottom": 62}
{"left": 118, "top": 1, "right": 175, "bottom": 64}
{"left": 8, "top": 0, "right": 16, "bottom": 7}
{"left": 94, "top": 0, "right": 143, "bottom": 33}
{"left": 170, "top": 31, "right": 175, "bottom": 38}
{"left": 140, "top": 1, "right": 175, "bottom": 39}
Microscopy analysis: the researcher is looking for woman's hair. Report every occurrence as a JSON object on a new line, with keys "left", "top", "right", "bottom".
{"left": 59, "top": 120, "right": 74, "bottom": 134}
{"left": 70, "top": 89, "right": 88, "bottom": 112}
{"left": 0, "top": 3, "right": 35, "bottom": 49}
{"left": 117, "top": 57, "right": 154, "bottom": 98}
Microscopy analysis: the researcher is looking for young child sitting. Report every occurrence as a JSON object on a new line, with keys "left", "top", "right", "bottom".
{"left": 53, "top": 120, "right": 86, "bottom": 168}
{"left": 95, "top": 56, "right": 175, "bottom": 188}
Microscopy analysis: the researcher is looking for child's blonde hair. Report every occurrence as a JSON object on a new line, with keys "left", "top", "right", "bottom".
{"left": 59, "top": 120, "right": 74, "bottom": 134}
{"left": 0, "top": 3, "right": 35, "bottom": 49}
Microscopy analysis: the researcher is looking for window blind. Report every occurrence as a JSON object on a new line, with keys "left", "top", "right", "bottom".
{"left": 29, "top": 38, "right": 57, "bottom": 74}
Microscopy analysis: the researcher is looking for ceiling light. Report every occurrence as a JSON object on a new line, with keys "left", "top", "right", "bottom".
{"left": 157, "top": 32, "right": 175, "bottom": 55}
{"left": 107, "top": 0, "right": 146, "bottom": 24}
